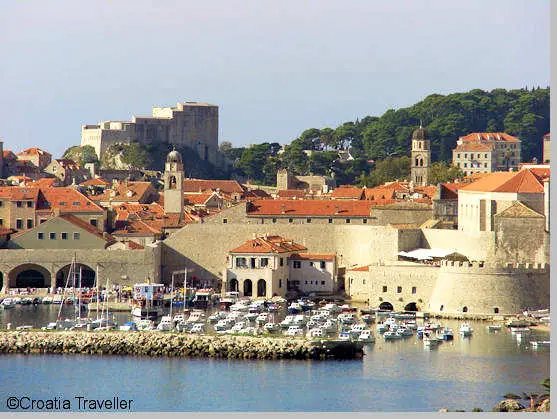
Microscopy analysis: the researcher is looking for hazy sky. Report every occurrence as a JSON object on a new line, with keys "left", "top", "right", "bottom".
{"left": 0, "top": 0, "right": 550, "bottom": 157}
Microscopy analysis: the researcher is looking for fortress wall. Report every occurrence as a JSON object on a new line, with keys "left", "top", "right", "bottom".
{"left": 0, "top": 246, "right": 161, "bottom": 291}
{"left": 346, "top": 263, "right": 438, "bottom": 310}
{"left": 494, "top": 216, "right": 549, "bottom": 264}
{"left": 421, "top": 228, "right": 495, "bottom": 260}
{"left": 161, "top": 224, "right": 409, "bottom": 284}
{"left": 428, "top": 261, "right": 550, "bottom": 315}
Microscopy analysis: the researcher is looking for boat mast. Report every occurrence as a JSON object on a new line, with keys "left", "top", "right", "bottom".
{"left": 169, "top": 274, "right": 174, "bottom": 319}
{"left": 95, "top": 265, "right": 100, "bottom": 321}
{"left": 58, "top": 256, "right": 74, "bottom": 321}
{"left": 183, "top": 268, "right": 187, "bottom": 309}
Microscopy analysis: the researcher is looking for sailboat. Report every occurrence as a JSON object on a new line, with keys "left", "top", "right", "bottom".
{"left": 131, "top": 276, "right": 165, "bottom": 320}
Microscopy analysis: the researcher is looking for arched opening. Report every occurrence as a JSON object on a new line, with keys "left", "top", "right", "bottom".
{"left": 243, "top": 279, "right": 252, "bottom": 297}
{"left": 379, "top": 302, "right": 393, "bottom": 311}
{"left": 55, "top": 264, "right": 96, "bottom": 288}
{"left": 169, "top": 176, "right": 177, "bottom": 189}
{"left": 415, "top": 157, "right": 419, "bottom": 166}
{"left": 494, "top": 307, "right": 499, "bottom": 314}
{"left": 404, "top": 302, "right": 419, "bottom": 312}
{"left": 419, "top": 158, "right": 423, "bottom": 167}
{"left": 0, "top": 271, "right": 3, "bottom": 291}
{"left": 229, "top": 278, "right": 238, "bottom": 292}
{"left": 462, "top": 306, "right": 468, "bottom": 313}
{"left": 9, "top": 264, "right": 51, "bottom": 289}
{"left": 257, "top": 279, "right": 266, "bottom": 297}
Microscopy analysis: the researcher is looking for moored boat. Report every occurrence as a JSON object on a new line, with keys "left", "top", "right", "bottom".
{"left": 130, "top": 283, "right": 165, "bottom": 320}
{"left": 459, "top": 323, "right": 473, "bottom": 337}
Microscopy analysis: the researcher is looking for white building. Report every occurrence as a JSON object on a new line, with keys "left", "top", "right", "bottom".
{"left": 224, "top": 235, "right": 336, "bottom": 298}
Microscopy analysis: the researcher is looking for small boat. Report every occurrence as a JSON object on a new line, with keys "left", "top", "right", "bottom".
{"left": 267, "top": 303, "right": 280, "bottom": 312}
{"left": 487, "top": 324, "right": 503, "bottom": 331}
{"left": 119, "top": 321, "right": 138, "bottom": 332}
{"left": 510, "top": 326, "right": 531, "bottom": 333}
{"left": 156, "top": 315, "right": 174, "bottom": 331}
{"left": 361, "top": 314, "right": 375, "bottom": 324}
{"left": 263, "top": 322, "right": 281, "bottom": 333}
{"left": 299, "top": 299, "right": 315, "bottom": 311}
{"left": 530, "top": 340, "right": 550, "bottom": 348}
{"left": 459, "top": 323, "right": 473, "bottom": 337}
{"left": 16, "top": 325, "right": 33, "bottom": 331}
{"left": 131, "top": 283, "right": 165, "bottom": 320}
{"left": 338, "top": 331, "right": 351, "bottom": 341}
{"left": 42, "top": 296, "right": 53, "bottom": 305}
{"left": 20, "top": 297, "right": 33, "bottom": 305}
{"left": 395, "top": 326, "right": 413, "bottom": 337}
{"left": 288, "top": 302, "right": 303, "bottom": 314}
{"left": 358, "top": 330, "right": 375, "bottom": 343}
{"left": 32, "top": 297, "right": 41, "bottom": 306}
{"left": 383, "top": 330, "right": 401, "bottom": 340}
{"left": 136, "top": 319, "right": 156, "bottom": 331}
{"left": 376, "top": 323, "right": 389, "bottom": 333}
{"left": 440, "top": 327, "right": 454, "bottom": 340}
{"left": 1, "top": 298, "right": 16, "bottom": 309}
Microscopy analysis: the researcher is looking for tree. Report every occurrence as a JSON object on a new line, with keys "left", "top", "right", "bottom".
{"left": 366, "top": 156, "right": 410, "bottom": 187}
{"left": 282, "top": 141, "right": 310, "bottom": 175}
{"left": 62, "top": 145, "right": 99, "bottom": 167}
{"left": 309, "top": 151, "right": 338, "bottom": 176}
{"left": 429, "top": 162, "right": 465, "bottom": 184}
{"left": 119, "top": 143, "right": 152, "bottom": 169}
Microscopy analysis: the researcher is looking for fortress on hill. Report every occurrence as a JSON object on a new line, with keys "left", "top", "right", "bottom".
{"left": 81, "top": 101, "right": 220, "bottom": 166}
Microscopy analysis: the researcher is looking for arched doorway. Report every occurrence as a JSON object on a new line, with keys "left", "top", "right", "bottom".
{"left": 462, "top": 306, "right": 468, "bottom": 313}
{"left": 243, "top": 279, "right": 252, "bottom": 297}
{"left": 229, "top": 278, "right": 238, "bottom": 292}
{"left": 379, "top": 302, "right": 393, "bottom": 311}
{"left": 0, "top": 271, "right": 3, "bottom": 291}
{"left": 56, "top": 264, "right": 96, "bottom": 288}
{"left": 404, "top": 302, "right": 419, "bottom": 312}
{"left": 9, "top": 264, "right": 51, "bottom": 289}
{"left": 257, "top": 279, "right": 266, "bottom": 297}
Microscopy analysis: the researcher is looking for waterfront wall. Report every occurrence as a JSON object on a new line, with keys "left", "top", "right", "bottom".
{"left": 428, "top": 261, "right": 550, "bottom": 315}
{"left": 0, "top": 332, "right": 363, "bottom": 360}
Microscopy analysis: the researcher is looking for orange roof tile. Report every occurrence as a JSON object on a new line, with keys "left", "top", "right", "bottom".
{"left": 230, "top": 235, "right": 307, "bottom": 254}
{"left": 528, "top": 167, "right": 550, "bottom": 182}
{"left": 460, "top": 169, "right": 544, "bottom": 193}
{"left": 39, "top": 187, "right": 104, "bottom": 213}
{"left": 17, "top": 147, "right": 52, "bottom": 157}
{"left": 183, "top": 179, "right": 244, "bottom": 194}
{"left": 246, "top": 199, "right": 380, "bottom": 216}
{"left": 183, "top": 193, "right": 213, "bottom": 205}
{"left": 459, "top": 132, "right": 520, "bottom": 143}
{"left": 35, "top": 178, "right": 59, "bottom": 188}
{"left": 244, "top": 189, "right": 271, "bottom": 199}
{"left": 454, "top": 143, "right": 494, "bottom": 152}
{"left": 289, "top": 253, "right": 335, "bottom": 261}
{"left": 414, "top": 185, "right": 438, "bottom": 199}
{"left": 0, "top": 186, "right": 40, "bottom": 201}
{"left": 438, "top": 182, "right": 462, "bottom": 199}
{"left": 80, "top": 177, "right": 110, "bottom": 187}
{"left": 331, "top": 186, "right": 364, "bottom": 199}
{"left": 276, "top": 189, "right": 306, "bottom": 199}
{"left": 90, "top": 181, "right": 154, "bottom": 203}
{"left": 348, "top": 265, "right": 370, "bottom": 272}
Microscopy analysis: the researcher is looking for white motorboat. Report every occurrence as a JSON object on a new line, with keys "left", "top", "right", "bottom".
{"left": 487, "top": 324, "right": 503, "bottom": 331}
{"left": 263, "top": 322, "right": 280, "bottom": 333}
{"left": 136, "top": 319, "right": 156, "bottom": 331}
{"left": 383, "top": 330, "right": 401, "bottom": 340}
{"left": 530, "top": 340, "right": 550, "bottom": 348}
{"left": 42, "top": 296, "right": 54, "bottom": 304}
{"left": 131, "top": 283, "right": 165, "bottom": 320}
{"left": 361, "top": 314, "right": 375, "bottom": 324}
{"left": 358, "top": 330, "right": 375, "bottom": 343}
{"left": 156, "top": 316, "right": 174, "bottom": 331}
{"left": 284, "top": 326, "right": 305, "bottom": 336}
{"left": 189, "top": 323, "right": 205, "bottom": 334}
{"left": 338, "top": 331, "right": 351, "bottom": 341}
{"left": 1, "top": 298, "right": 15, "bottom": 309}
{"left": 459, "top": 323, "right": 473, "bottom": 336}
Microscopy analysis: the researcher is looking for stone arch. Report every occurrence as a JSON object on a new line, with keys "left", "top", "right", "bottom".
{"left": 494, "top": 307, "right": 499, "bottom": 314}
{"left": 55, "top": 263, "right": 96, "bottom": 288}
{"left": 169, "top": 175, "right": 177, "bottom": 189}
{"left": 8, "top": 264, "right": 51, "bottom": 289}
{"left": 404, "top": 302, "right": 419, "bottom": 312}
{"left": 462, "top": 306, "right": 468, "bottom": 313}
{"left": 229, "top": 278, "right": 238, "bottom": 292}
{"left": 379, "top": 301, "right": 393, "bottom": 311}
{"left": 0, "top": 270, "right": 3, "bottom": 291}
{"left": 243, "top": 279, "right": 253, "bottom": 297}
{"left": 415, "top": 157, "right": 419, "bottom": 166}
{"left": 257, "top": 279, "right": 266, "bottom": 297}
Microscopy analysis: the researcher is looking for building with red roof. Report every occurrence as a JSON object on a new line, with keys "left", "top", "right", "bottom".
{"left": 16, "top": 147, "right": 52, "bottom": 170}
{"left": 225, "top": 235, "right": 337, "bottom": 297}
{"left": 44, "top": 159, "right": 90, "bottom": 186}
{"left": 453, "top": 132, "right": 521, "bottom": 174}
{"left": 330, "top": 185, "right": 365, "bottom": 200}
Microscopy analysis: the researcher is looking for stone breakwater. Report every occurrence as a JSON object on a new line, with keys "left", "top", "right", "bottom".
{"left": 0, "top": 331, "right": 364, "bottom": 360}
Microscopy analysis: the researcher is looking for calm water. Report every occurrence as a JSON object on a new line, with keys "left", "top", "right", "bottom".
{"left": 0, "top": 305, "right": 550, "bottom": 412}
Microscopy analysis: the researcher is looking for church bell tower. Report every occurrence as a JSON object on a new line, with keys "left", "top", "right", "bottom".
{"left": 410, "top": 125, "right": 431, "bottom": 186}
{"left": 164, "top": 148, "right": 184, "bottom": 218}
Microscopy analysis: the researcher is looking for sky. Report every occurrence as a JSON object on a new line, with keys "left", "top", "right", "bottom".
{"left": 0, "top": 0, "right": 550, "bottom": 158}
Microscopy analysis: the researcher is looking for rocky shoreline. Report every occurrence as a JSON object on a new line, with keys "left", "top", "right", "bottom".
{"left": 0, "top": 331, "right": 364, "bottom": 360}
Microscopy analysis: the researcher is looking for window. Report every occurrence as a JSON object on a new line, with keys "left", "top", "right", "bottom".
{"left": 73, "top": 202, "right": 80, "bottom": 206}
{"left": 457, "top": 153, "right": 460, "bottom": 159}
{"left": 60, "top": 202, "right": 66, "bottom": 206}
{"left": 27, "top": 201, "right": 33, "bottom": 208}
{"left": 26, "top": 219, "right": 32, "bottom": 229}
{"left": 40, "top": 219, "right": 47, "bottom": 224}
{"left": 382, "top": 286, "right": 387, "bottom": 293}
{"left": 484, "top": 154, "right": 488, "bottom": 158}
{"left": 305, "top": 280, "right": 308, "bottom": 285}
{"left": 0, "top": 201, "right": 3, "bottom": 207}
{"left": 363, "top": 279, "right": 366, "bottom": 285}
{"left": 0, "top": 219, "right": 3, "bottom": 225}
{"left": 484, "top": 163, "right": 487, "bottom": 168}
{"left": 362, "top": 218, "right": 367, "bottom": 224}
{"left": 90, "top": 219, "right": 98, "bottom": 227}
{"left": 16, "top": 201, "right": 22, "bottom": 208}
{"left": 49, "top": 232, "right": 56, "bottom": 240}
{"left": 293, "top": 261, "right": 301, "bottom": 269}
{"left": 463, "top": 163, "right": 467, "bottom": 168}
{"left": 328, "top": 218, "right": 333, "bottom": 224}
{"left": 397, "top": 286, "right": 402, "bottom": 293}
{"left": 462, "top": 306, "right": 468, "bottom": 313}
{"left": 250, "top": 258, "right": 256, "bottom": 268}
{"left": 470, "top": 153, "right": 474, "bottom": 159}
{"left": 440, "top": 305, "right": 444, "bottom": 311}
{"left": 412, "top": 286, "right": 416, "bottom": 294}
{"left": 61, "top": 232, "right": 68, "bottom": 240}
{"left": 464, "top": 154, "right": 467, "bottom": 158}
{"left": 261, "top": 258, "right": 269, "bottom": 268}
{"left": 321, "top": 281, "right": 325, "bottom": 285}
{"left": 306, "top": 218, "right": 311, "bottom": 223}
{"left": 279, "top": 279, "right": 282, "bottom": 288}
{"left": 320, "top": 261, "right": 326, "bottom": 269}
{"left": 345, "top": 219, "right": 351, "bottom": 224}
{"left": 222, "top": 218, "right": 228, "bottom": 224}
{"left": 288, "top": 218, "right": 293, "bottom": 223}
{"left": 494, "top": 307, "right": 499, "bottom": 314}
{"left": 38, "top": 232, "right": 44, "bottom": 240}
{"left": 309, "top": 262, "right": 314, "bottom": 267}
{"left": 235, "top": 257, "right": 247, "bottom": 268}
{"left": 71, "top": 232, "right": 78, "bottom": 239}
{"left": 272, "top": 218, "right": 276, "bottom": 223}
{"left": 280, "top": 257, "right": 284, "bottom": 266}
{"left": 16, "top": 219, "right": 23, "bottom": 229}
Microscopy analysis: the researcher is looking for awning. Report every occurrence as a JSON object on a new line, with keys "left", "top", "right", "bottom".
{"left": 397, "top": 248, "right": 459, "bottom": 261}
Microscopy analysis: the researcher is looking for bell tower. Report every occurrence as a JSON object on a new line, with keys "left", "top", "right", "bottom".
{"left": 164, "top": 148, "right": 184, "bottom": 218}
{"left": 410, "top": 125, "right": 431, "bottom": 186}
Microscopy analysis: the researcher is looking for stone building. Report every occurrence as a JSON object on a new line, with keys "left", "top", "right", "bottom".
{"left": 16, "top": 148, "right": 52, "bottom": 171}
{"left": 81, "top": 101, "right": 220, "bottom": 166}
{"left": 543, "top": 132, "right": 550, "bottom": 163}
{"left": 43, "top": 159, "right": 90, "bottom": 186}
{"left": 410, "top": 126, "right": 431, "bottom": 186}
{"left": 452, "top": 132, "right": 521, "bottom": 174}
{"left": 163, "top": 150, "right": 184, "bottom": 219}
{"left": 276, "top": 169, "right": 336, "bottom": 194}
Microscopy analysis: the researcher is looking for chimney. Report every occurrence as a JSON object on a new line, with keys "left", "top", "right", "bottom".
{"left": 334, "top": 205, "right": 339, "bottom": 215}
{"left": 281, "top": 204, "right": 285, "bottom": 214}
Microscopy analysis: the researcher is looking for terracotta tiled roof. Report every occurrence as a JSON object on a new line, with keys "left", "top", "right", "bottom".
{"left": 414, "top": 185, "right": 438, "bottom": 199}
{"left": 289, "top": 253, "right": 335, "bottom": 261}
{"left": 438, "top": 182, "right": 462, "bottom": 199}
{"left": 3, "top": 150, "right": 17, "bottom": 160}
{"left": 276, "top": 189, "right": 306, "bottom": 199}
{"left": 528, "top": 167, "right": 550, "bottom": 182}
{"left": 183, "top": 193, "right": 213, "bottom": 205}
{"left": 454, "top": 142, "right": 494, "bottom": 152}
{"left": 230, "top": 235, "right": 307, "bottom": 254}
{"left": 364, "top": 181, "right": 409, "bottom": 200}
{"left": 0, "top": 186, "right": 40, "bottom": 201}
{"left": 39, "top": 187, "right": 104, "bottom": 212}
{"left": 494, "top": 201, "right": 544, "bottom": 218}
{"left": 460, "top": 169, "right": 544, "bottom": 193}
{"left": 348, "top": 265, "right": 370, "bottom": 272}
{"left": 246, "top": 199, "right": 378, "bottom": 216}
{"left": 53, "top": 159, "right": 81, "bottom": 170}
{"left": 459, "top": 132, "right": 520, "bottom": 143}
{"left": 183, "top": 179, "right": 245, "bottom": 194}
{"left": 35, "top": 178, "right": 59, "bottom": 187}
{"left": 331, "top": 186, "right": 364, "bottom": 199}
{"left": 79, "top": 177, "right": 110, "bottom": 187}
{"left": 90, "top": 181, "right": 154, "bottom": 203}
{"left": 244, "top": 189, "right": 271, "bottom": 199}
{"left": 17, "top": 147, "right": 52, "bottom": 157}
